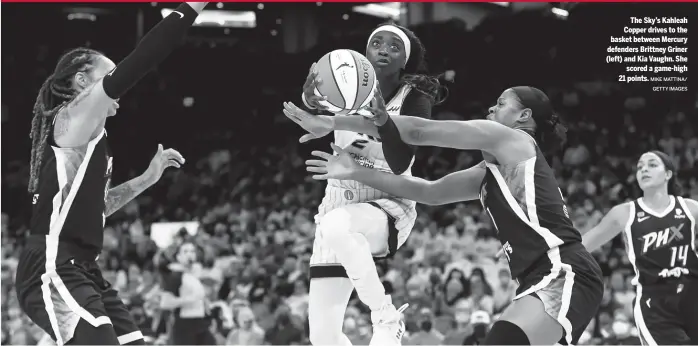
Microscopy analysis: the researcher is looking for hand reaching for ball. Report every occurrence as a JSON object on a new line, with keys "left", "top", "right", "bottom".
{"left": 366, "top": 81, "right": 390, "bottom": 126}
{"left": 302, "top": 63, "right": 328, "bottom": 110}
{"left": 305, "top": 143, "right": 361, "bottom": 180}
{"left": 283, "top": 102, "right": 334, "bottom": 143}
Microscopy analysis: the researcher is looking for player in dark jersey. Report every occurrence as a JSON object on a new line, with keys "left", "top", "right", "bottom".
{"left": 582, "top": 150, "right": 698, "bottom": 345}
{"left": 301, "top": 86, "right": 604, "bottom": 345}
{"left": 14, "top": 3, "right": 206, "bottom": 345}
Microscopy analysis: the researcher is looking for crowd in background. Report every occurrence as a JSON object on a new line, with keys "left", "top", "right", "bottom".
{"left": 2, "top": 4, "right": 697, "bottom": 345}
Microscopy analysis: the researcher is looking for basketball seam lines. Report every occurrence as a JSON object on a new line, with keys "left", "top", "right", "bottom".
{"left": 328, "top": 53, "right": 347, "bottom": 109}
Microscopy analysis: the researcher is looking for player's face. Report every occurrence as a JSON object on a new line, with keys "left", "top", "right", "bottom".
{"left": 85, "top": 55, "right": 119, "bottom": 117}
{"left": 636, "top": 152, "right": 672, "bottom": 191}
{"left": 366, "top": 30, "right": 407, "bottom": 77}
{"left": 177, "top": 243, "right": 197, "bottom": 265}
{"left": 487, "top": 89, "right": 530, "bottom": 128}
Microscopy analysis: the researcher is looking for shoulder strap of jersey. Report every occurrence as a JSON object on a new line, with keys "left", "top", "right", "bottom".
{"left": 515, "top": 129, "right": 537, "bottom": 144}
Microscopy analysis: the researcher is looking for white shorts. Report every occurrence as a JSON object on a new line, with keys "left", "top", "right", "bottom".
{"left": 309, "top": 200, "right": 416, "bottom": 279}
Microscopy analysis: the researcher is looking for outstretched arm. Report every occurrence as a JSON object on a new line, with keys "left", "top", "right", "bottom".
{"left": 581, "top": 203, "right": 630, "bottom": 252}
{"left": 353, "top": 161, "right": 486, "bottom": 205}
{"left": 390, "top": 117, "right": 532, "bottom": 159}
{"left": 57, "top": 2, "right": 207, "bottom": 147}
{"left": 306, "top": 143, "right": 486, "bottom": 205}
{"left": 104, "top": 175, "right": 154, "bottom": 217}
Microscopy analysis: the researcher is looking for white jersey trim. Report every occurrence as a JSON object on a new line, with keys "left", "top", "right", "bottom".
{"left": 676, "top": 196, "right": 697, "bottom": 255}
{"left": 637, "top": 196, "right": 675, "bottom": 218}
{"left": 41, "top": 129, "right": 111, "bottom": 346}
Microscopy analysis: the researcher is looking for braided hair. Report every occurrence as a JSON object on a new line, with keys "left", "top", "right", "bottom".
{"left": 28, "top": 48, "right": 103, "bottom": 193}
{"left": 377, "top": 22, "right": 446, "bottom": 106}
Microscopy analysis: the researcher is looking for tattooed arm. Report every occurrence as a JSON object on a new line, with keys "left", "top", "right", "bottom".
{"left": 105, "top": 144, "right": 185, "bottom": 217}
{"left": 104, "top": 174, "right": 154, "bottom": 217}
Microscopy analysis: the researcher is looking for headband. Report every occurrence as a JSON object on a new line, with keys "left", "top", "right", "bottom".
{"left": 367, "top": 25, "right": 411, "bottom": 67}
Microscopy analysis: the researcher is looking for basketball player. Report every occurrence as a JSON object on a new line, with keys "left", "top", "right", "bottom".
{"left": 14, "top": 3, "right": 206, "bottom": 345}
{"left": 284, "top": 23, "right": 442, "bottom": 346}
{"left": 582, "top": 151, "right": 698, "bottom": 345}
{"left": 301, "top": 86, "right": 605, "bottom": 345}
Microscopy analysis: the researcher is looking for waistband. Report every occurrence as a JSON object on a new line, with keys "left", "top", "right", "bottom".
{"left": 26, "top": 235, "right": 101, "bottom": 262}
{"left": 640, "top": 276, "right": 698, "bottom": 296}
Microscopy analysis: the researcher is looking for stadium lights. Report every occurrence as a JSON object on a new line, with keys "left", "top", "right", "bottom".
{"left": 551, "top": 7, "right": 569, "bottom": 18}
{"left": 352, "top": 3, "right": 403, "bottom": 20}
{"left": 161, "top": 8, "right": 256, "bottom": 28}
{"left": 67, "top": 13, "right": 97, "bottom": 21}
{"left": 490, "top": 2, "right": 510, "bottom": 7}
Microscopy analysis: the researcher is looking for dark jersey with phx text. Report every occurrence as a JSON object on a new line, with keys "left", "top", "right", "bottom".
{"left": 29, "top": 127, "right": 112, "bottom": 257}
{"left": 624, "top": 197, "right": 698, "bottom": 287}
{"left": 479, "top": 140, "right": 581, "bottom": 279}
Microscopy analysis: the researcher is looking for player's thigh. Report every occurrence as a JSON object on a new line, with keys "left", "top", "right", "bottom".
{"left": 498, "top": 295, "right": 563, "bottom": 345}
{"left": 308, "top": 277, "right": 354, "bottom": 341}
{"left": 340, "top": 203, "right": 390, "bottom": 256}
{"left": 101, "top": 288, "right": 144, "bottom": 345}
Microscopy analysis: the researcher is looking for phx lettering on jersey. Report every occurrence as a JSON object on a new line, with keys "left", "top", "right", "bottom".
{"left": 640, "top": 223, "right": 685, "bottom": 254}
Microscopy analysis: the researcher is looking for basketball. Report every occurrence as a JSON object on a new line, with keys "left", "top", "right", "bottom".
{"left": 313, "top": 49, "right": 377, "bottom": 115}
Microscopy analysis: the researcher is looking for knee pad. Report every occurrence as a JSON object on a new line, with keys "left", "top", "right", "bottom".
{"left": 483, "top": 320, "right": 530, "bottom": 345}
{"left": 319, "top": 208, "right": 353, "bottom": 247}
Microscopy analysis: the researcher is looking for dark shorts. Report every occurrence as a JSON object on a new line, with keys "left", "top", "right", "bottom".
{"left": 15, "top": 236, "right": 143, "bottom": 345}
{"left": 633, "top": 278, "right": 698, "bottom": 345}
{"left": 170, "top": 317, "right": 216, "bottom": 345}
{"left": 514, "top": 242, "right": 604, "bottom": 345}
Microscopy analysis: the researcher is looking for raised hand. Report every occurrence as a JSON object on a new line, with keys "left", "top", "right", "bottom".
{"left": 143, "top": 144, "right": 185, "bottom": 184}
{"left": 306, "top": 143, "right": 360, "bottom": 180}
{"left": 283, "top": 102, "right": 334, "bottom": 143}
{"left": 367, "top": 82, "right": 390, "bottom": 126}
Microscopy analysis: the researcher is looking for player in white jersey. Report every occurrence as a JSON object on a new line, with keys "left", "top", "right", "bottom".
{"left": 284, "top": 23, "right": 442, "bottom": 346}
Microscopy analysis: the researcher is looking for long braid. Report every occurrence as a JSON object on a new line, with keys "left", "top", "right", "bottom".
{"left": 28, "top": 47, "right": 102, "bottom": 193}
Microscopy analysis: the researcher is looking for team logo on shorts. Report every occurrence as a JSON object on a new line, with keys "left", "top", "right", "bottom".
{"left": 344, "top": 190, "right": 354, "bottom": 200}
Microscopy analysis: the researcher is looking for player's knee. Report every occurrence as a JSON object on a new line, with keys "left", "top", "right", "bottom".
{"left": 309, "top": 323, "right": 344, "bottom": 346}
{"left": 319, "top": 208, "right": 353, "bottom": 246}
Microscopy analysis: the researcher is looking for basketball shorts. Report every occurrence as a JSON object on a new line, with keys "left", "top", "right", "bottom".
{"left": 513, "top": 242, "right": 604, "bottom": 345}
{"left": 309, "top": 199, "right": 415, "bottom": 279}
{"left": 15, "top": 236, "right": 143, "bottom": 345}
{"left": 632, "top": 278, "right": 698, "bottom": 345}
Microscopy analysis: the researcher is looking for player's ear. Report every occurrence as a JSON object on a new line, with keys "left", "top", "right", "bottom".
{"left": 516, "top": 108, "right": 532, "bottom": 124}
{"left": 73, "top": 72, "right": 91, "bottom": 91}
{"left": 665, "top": 170, "right": 673, "bottom": 181}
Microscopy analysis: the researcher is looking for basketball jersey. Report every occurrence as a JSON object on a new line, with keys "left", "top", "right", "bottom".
{"left": 623, "top": 196, "right": 698, "bottom": 287}
{"left": 316, "top": 84, "right": 416, "bottom": 224}
{"left": 30, "top": 127, "right": 112, "bottom": 256}
{"left": 479, "top": 133, "right": 580, "bottom": 279}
